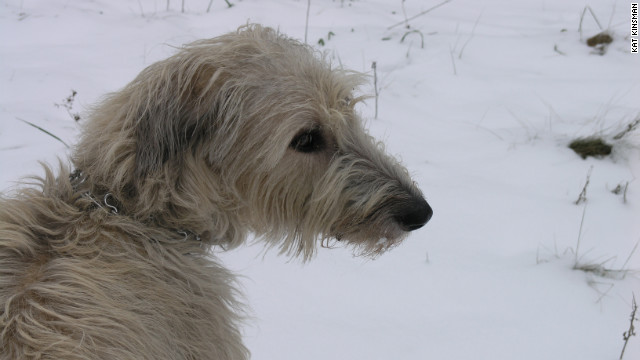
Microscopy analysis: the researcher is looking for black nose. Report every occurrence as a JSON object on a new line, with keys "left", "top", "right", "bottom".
{"left": 394, "top": 197, "right": 433, "bottom": 231}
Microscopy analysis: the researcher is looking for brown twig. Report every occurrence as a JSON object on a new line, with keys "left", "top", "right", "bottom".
{"left": 575, "top": 166, "right": 593, "bottom": 205}
{"left": 619, "top": 294, "right": 637, "bottom": 360}
{"left": 372, "top": 61, "right": 378, "bottom": 119}
{"left": 388, "top": 0, "right": 453, "bottom": 30}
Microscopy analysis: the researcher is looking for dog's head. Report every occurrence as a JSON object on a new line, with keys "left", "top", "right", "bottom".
{"left": 74, "top": 25, "right": 431, "bottom": 259}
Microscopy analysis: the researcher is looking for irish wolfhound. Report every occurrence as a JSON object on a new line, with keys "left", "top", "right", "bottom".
{"left": 0, "top": 25, "right": 432, "bottom": 359}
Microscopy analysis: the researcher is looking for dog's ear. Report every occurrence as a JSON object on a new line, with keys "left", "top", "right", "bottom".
{"left": 133, "top": 63, "right": 222, "bottom": 179}
{"left": 134, "top": 105, "right": 181, "bottom": 179}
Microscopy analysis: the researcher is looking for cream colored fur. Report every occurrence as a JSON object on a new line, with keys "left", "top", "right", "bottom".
{"left": 1, "top": 25, "right": 430, "bottom": 359}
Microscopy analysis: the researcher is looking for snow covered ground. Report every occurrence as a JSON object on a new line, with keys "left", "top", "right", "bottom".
{"left": 1, "top": 0, "right": 639, "bottom": 359}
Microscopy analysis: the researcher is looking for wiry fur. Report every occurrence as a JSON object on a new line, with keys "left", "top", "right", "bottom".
{"left": 1, "top": 25, "right": 431, "bottom": 359}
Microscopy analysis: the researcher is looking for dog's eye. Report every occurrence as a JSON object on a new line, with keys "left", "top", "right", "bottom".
{"left": 290, "top": 128, "right": 325, "bottom": 153}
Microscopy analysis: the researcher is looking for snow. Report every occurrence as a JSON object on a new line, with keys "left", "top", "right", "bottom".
{"left": 1, "top": 0, "right": 639, "bottom": 359}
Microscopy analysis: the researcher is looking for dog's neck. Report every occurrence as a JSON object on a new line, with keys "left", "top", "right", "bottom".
{"left": 69, "top": 168, "right": 204, "bottom": 244}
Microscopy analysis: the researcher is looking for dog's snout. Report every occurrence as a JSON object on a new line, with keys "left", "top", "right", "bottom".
{"left": 394, "top": 197, "right": 432, "bottom": 231}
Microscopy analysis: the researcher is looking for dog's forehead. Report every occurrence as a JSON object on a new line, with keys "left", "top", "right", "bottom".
{"left": 261, "top": 66, "right": 357, "bottom": 117}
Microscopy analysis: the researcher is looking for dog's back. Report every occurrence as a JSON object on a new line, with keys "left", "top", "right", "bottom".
{"left": 0, "top": 166, "right": 248, "bottom": 360}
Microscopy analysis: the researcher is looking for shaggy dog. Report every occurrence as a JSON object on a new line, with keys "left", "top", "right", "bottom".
{"left": 0, "top": 25, "right": 432, "bottom": 359}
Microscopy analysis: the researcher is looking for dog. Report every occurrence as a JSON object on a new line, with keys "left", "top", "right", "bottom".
{"left": 0, "top": 25, "right": 432, "bottom": 359}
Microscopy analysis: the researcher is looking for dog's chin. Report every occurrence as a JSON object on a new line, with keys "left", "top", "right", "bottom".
{"left": 330, "top": 220, "right": 408, "bottom": 257}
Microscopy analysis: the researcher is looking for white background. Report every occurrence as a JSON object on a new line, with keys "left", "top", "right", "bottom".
{"left": 1, "top": 1, "right": 639, "bottom": 359}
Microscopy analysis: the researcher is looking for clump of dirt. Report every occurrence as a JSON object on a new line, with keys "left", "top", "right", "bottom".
{"left": 569, "top": 137, "right": 612, "bottom": 159}
{"left": 586, "top": 32, "right": 613, "bottom": 47}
